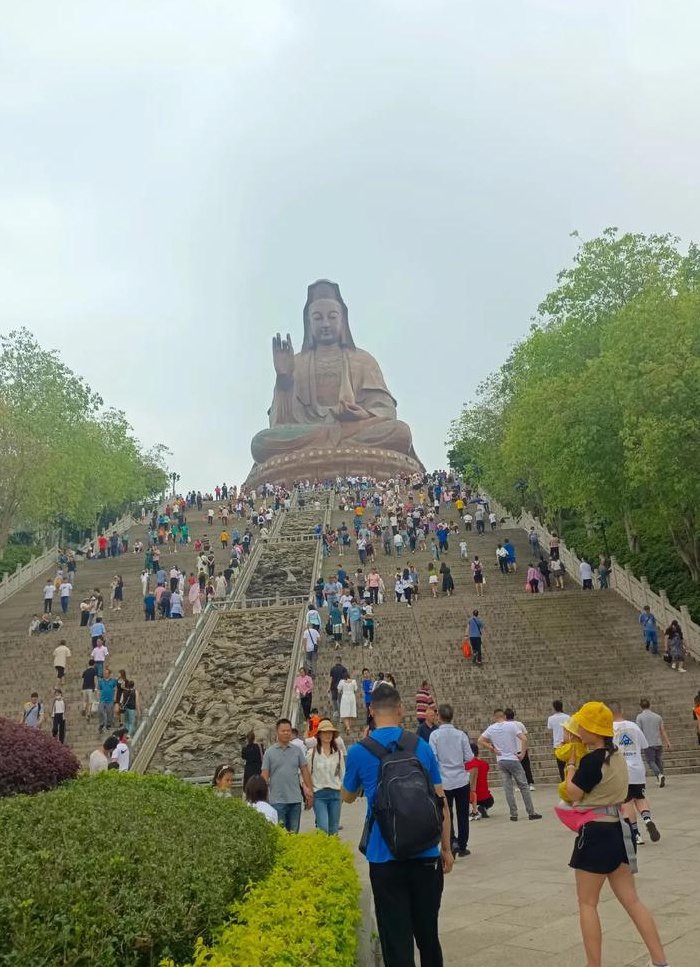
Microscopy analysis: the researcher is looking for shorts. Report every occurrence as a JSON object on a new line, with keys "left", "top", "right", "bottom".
{"left": 429, "top": 575, "right": 438, "bottom": 584}
{"left": 569, "top": 820, "right": 631, "bottom": 874}
{"left": 82, "top": 688, "right": 94, "bottom": 704}
{"left": 625, "top": 784, "right": 646, "bottom": 802}
{"left": 473, "top": 573, "right": 483, "bottom": 584}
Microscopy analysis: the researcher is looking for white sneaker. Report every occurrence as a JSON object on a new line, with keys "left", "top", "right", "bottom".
{"left": 529, "top": 784, "right": 536, "bottom": 791}
{"left": 636, "top": 831, "right": 645, "bottom": 845}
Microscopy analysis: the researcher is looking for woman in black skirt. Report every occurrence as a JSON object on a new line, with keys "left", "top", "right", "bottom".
{"left": 564, "top": 701, "right": 668, "bottom": 967}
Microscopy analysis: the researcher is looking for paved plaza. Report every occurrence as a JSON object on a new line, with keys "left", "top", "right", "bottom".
{"left": 303, "top": 775, "right": 700, "bottom": 966}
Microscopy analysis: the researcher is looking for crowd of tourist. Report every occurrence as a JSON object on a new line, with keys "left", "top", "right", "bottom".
{"left": 15, "top": 466, "right": 696, "bottom": 967}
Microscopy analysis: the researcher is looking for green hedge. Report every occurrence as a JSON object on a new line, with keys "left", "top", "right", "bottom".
{"left": 168, "top": 832, "right": 361, "bottom": 967}
{"left": 0, "top": 773, "right": 279, "bottom": 967}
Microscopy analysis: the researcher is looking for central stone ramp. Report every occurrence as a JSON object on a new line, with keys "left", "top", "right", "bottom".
{"left": 150, "top": 607, "right": 298, "bottom": 777}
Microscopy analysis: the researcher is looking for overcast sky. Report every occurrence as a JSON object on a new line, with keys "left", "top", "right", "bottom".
{"left": 2, "top": 1, "right": 698, "bottom": 490}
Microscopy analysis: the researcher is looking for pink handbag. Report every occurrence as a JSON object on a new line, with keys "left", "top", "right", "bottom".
{"left": 554, "top": 805, "right": 603, "bottom": 832}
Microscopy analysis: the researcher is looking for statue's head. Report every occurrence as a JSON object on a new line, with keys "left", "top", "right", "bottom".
{"left": 302, "top": 280, "right": 356, "bottom": 351}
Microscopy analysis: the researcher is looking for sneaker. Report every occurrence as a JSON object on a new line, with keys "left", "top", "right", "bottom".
{"left": 510, "top": 816, "right": 518, "bottom": 822}
{"left": 529, "top": 784, "right": 536, "bottom": 791}
{"left": 529, "top": 813, "right": 542, "bottom": 821}
{"left": 635, "top": 831, "right": 645, "bottom": 845}
{"left": 457, "top": 848, "right": 471, "bottom": 857}
{"left": 645, "top": 820, "right": 661, "bottom": 842}
{"left": 678, "top": 667, "right": 687, "bottom": 673}
{"left": 659, "top": 774, "right": 666, "bottom": 788}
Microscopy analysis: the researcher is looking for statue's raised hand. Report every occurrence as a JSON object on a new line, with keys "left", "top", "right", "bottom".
{"left": 272, "top": 332, "right": 295, "bottom": 379}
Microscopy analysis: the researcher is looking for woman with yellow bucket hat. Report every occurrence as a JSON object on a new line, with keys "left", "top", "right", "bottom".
{"left": 563, "top": 701, "right": 669, "bottom": 967}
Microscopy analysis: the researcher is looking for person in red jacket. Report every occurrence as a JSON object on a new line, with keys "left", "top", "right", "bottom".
{"left": 466, "top": 742, "right": 494, "bottom": 818}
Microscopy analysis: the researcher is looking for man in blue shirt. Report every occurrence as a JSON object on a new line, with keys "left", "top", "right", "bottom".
{"left": 468, "top": 609, "right": 484, "bottom": 666}
{"left": 639, "top": 606, "right": 659, "bottom": 654}
{"left": 342, "top": 684, "right": 453, "bottom": 967}
{"left": 503, "top": 540, "right": 516, "bottom": 572}
{"left": 347, "top": 599, "right": 363, "bottom": 644}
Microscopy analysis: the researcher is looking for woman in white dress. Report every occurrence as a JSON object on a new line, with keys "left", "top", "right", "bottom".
{"left": 337, "top": 674, "right": 358, "bottom": 734}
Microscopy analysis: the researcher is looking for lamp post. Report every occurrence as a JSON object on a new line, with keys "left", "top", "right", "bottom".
{"left": 169, "top": 472, "right": 181, "bottom": 497}
{"left": 594, "top": 515, "right": 611, "bottom": 560}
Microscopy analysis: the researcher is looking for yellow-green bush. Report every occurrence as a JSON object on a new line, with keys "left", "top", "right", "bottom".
{"left": 168, "top": 832, "right": 361, "bottom": 967}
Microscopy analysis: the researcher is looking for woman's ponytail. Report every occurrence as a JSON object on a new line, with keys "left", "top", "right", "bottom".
{"left": 603, "top": 736, "right": 617, "bottom": 764}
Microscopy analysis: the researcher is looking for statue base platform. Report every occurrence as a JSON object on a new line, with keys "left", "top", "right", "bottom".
{"left": 244, "top": 446, "right": 425, "bottom": 490}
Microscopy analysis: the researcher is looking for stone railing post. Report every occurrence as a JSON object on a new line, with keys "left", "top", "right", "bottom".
{"left": 680, "top": 605, "right": 699, "bottom": 662}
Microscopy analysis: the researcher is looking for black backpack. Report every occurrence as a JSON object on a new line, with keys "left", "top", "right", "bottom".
{"left": 359, "top": 730, "right": 443, "bottom": 860}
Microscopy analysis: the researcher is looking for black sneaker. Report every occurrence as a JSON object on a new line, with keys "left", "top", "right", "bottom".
{"left": 645, "top": 820, "right": 661, "bottom": 842}
{"left": 659, "top": 774, "right": 666, "bottom": 788}
{"left": 510, "top": 816, "right": 518, "bottom": 822}
{"left": 528, "top": 813, "right": 543, "bottom": 821}
{"left": 457, "top": 848, "right": 471, "bottom": 857}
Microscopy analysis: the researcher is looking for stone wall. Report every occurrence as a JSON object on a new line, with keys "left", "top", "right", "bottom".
{"left": 150, "top": 608, "right": 298, "bottom": 778}
{"left": 245, "top": 541, "right": 317, "bottom": 599}
{"left": 278, "top": 509, "right": 322, "bottom": 538}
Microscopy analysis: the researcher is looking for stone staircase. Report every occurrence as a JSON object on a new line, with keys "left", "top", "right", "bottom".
{"left": 312, "top": 508, "right": 700, "bottom": 783}
{"left": 0, "top": 501, "right": 243, "bottom": 767}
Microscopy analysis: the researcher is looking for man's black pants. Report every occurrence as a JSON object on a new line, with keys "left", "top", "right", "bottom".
{"left": 445, "top": 785, "right": 470, "bottom": 850}
{"left": 370, "top": 857, "right": 444, "bottom": 967}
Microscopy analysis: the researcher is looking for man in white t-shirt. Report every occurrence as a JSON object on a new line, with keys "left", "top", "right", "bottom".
{"left": 89, "top": 735, "right": 118, "bottom": 773}
{"left": 59, "top": 580, "right": 73, "bottom": 614}
{"left": 611, "top": 702, "right": 660, "bottom": 845}
{"left": 547, "top": 700, "right": 570, "bottom": 780}
{"left": 579, "top": 559, "right": 594, "bottom": 590}
{"left": 478, "top": 710, "right": 541, "bottom": 822}
{"left": 303, "top": 626, "right": 320, "bottom": 677}
{"left": 111, "top": 730, "right": 131, "bottom": 771}
{"left": 42, "top": 581, "right": 55, "bottom": 613}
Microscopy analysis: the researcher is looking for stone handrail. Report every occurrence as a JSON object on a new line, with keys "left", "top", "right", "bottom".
{"left": 284, "top": 495, "right": 334, "bottom": 727}
{"left": 0, "top": 510, "right": 137, "bottom": 607}
{"left": 130, "top": 499, "right": 291, "bottom": 772}
{"left": 212, "top": 593, "right": 310, "bottom": 610}
{"left": 491, "top": 496, "right": 700, "bottom": 663}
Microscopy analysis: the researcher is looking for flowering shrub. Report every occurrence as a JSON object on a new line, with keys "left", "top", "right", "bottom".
{"left": 169, "top": 832, "right": 361, "bottom": 967}
{"left": 0, "top": 773, "right": 279, "bottom": 966}
{"left": 0, "top": 716, "right": 79, "bottom": 796}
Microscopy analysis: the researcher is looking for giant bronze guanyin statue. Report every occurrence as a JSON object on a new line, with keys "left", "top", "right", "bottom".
{"left": 245, "top": 280, "right": 424, "bottom": 487}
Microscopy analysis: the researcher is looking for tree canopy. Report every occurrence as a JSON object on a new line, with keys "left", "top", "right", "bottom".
{"left": 447, "top": 228, "right": 700, "bottom": 613}
{"left": 0, "top": 329, "right": 169, "bottom": 550}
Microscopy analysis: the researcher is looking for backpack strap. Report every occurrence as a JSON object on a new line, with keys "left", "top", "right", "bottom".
{"left": 359, "top": 735, "right": 390, "bottom": 759}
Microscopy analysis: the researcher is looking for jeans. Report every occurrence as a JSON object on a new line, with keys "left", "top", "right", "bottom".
{"left": 498, "top": 759, "right": 536, "bottom": 817}
{"left": 644, "top": 631, "right": 658, "bottom": 655}
{"left": 272, "top": 801, "right": 302, "bottom": 833}
{"left": 94, "top": 661, "right": 104, "bottom": 678}
{"left": 644, "top": 745, "right": 665, "bottom": 778}
{"left": 313, "top": 788, "right": 342, "bottom": 835}
{"left": 445, "top": 784, "right": 470, "bottom": 850}
{"left": 123, "top": 707, "right": 136, "bottom": 735}
{"left": 370, "top": 857, "right": 444, "bottom": 967}
{"left": 145, "top": 608, "right": 155, "bottom": 621}
{"left": 99, "top": 701, "right": 114, "bottom": 730}
{"left": 60, "top": 596, "right": 69, "bottom": 614}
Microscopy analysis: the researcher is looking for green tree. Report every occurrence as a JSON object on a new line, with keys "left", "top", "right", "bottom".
{"left": 0, "top": 329, "right": 168, "bottom": 551}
